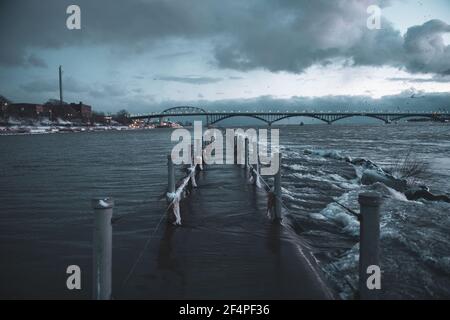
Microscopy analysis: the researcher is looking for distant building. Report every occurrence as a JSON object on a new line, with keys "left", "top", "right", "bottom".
{"left": 70, "top": 102, "right": 92, "bottom": 121}
{"left": 4, "top": 103, "right": 50, "bottom": 119}
{"left": 45, "top": 101, "right": 92, "bottom": 122}
{"left": 0, "top": 95, "right": 93, "bottom": 123}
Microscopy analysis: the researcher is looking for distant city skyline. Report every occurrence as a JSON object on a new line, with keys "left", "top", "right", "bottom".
{"left": 0, "top": 0, "right": 449, "bottom": 112}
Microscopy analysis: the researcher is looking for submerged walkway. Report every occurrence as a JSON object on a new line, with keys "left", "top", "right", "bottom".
{"left": 121, "top": 165, "right": 334, "bottom": 299}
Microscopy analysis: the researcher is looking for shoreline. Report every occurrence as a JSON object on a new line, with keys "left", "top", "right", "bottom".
{"left": 0, "top": 125, "right": 140, "bottom": 136}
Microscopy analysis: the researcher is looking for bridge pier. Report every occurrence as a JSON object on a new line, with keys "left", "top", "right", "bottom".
{"left": 384, "top": 115, "right": 392, "bottom": 124}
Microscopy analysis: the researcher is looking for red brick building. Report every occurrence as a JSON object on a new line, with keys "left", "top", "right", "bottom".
{"left": 45, "top": 101, "right": 92, "bottom": 122}
{"left": 2, "top": 101, "right": 92, "bottom": 123}
{"left": 4, "top": 103, "right": 50, "bottom": 119}
{"left": 70, "top": 102, "right": 92, "bottom": 121}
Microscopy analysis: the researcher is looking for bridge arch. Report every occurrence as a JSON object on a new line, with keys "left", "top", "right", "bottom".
{"left": 269, "top": 115, "right": 331, "bottom": 125}
{"left": 326, "top": 114, "right": 441, "bottom": 124}
{"left": 329, "top": 114, "right": 390, "bottom": 124}
{"left": 209, "top": 114, "right": 342, "bottom": 125}
{"left": 267, "top": 114, "right": 394, "bottom": 124}
{"left": 208, "top": 114, "right": 271, "bottom": 125}
{"left": 161, "top": 106, "right": 207, "bottom": 114}
{"left": 390, "top": 114, "right": 439, "bottom": 122}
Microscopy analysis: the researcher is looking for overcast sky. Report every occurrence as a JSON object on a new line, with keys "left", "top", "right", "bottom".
{"left": 0, "top": 0, "right": 449, "bottom": 113}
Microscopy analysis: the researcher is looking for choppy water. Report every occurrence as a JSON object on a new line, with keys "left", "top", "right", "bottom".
{"left": 279, "top": 123, "right": 450, "bottom": 299}
{"left": 0, "top": 123, "right": 449, "bottom": 299}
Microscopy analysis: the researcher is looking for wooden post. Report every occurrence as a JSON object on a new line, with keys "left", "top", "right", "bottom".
{"left": 358, "top": 191, "right": 382, "bottom": 300}
{"left": 167, "top": 155, "right": 175, "bottom": 194}
{"left": 274, "top": 153, "right": 282, "bottom": 220}
{"left": 92, "top": 197, "right": 114, "bottom": 300}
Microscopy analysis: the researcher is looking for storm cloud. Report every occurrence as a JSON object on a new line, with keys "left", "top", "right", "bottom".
{"left": 403, "top": 20, "right": 450, "bottom": 75}
{"left": 1, "top": 0, "right": 449, "bottom": 75}
{"left": 21, "top": 77, "right": 89, "bottom": 93}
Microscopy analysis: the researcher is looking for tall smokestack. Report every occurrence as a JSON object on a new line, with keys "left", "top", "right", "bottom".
{"left": 59, "top": 65, "right": 63, "bottom": 106}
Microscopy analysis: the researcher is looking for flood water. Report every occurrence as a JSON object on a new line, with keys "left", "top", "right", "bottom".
{"left": 0, "top": 123, "right": 449, "bottom": 299}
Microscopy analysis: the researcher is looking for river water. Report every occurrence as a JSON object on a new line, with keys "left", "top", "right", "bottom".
{"left": 0, "top": 123, "right": 449, "bottom": 299}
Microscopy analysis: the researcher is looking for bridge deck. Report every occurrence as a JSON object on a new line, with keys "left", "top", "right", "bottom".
{"left": 120, "top": 165, "right": 334, "bottom": 299}
{"left": 130, "top": 110, "right": 449, "bottom": 126}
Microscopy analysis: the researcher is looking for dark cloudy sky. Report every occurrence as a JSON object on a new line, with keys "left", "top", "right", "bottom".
{"left": 0, "top": 0, "right": 449, "bottom": 112}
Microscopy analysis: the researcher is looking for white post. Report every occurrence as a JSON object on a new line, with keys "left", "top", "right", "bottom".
{"left": 244, "top": 138, "right": 249, "bottom": 169}
{"left": 234, "top": 135, "right": 238, "bottom": 164}
{"left": 167, "top": 155, "right": 175, "bottom": 194}
{"left": 274, "top": 153, "right": 282, "bottom": 220}
{"left": 257, "top": 153, "right": 261, "bottom": 177}
{"left": 252, "top": 141, "right": 259, "bottom": 186}
{"left": 358, "top": 192, "right": 382, "bottom": 300}
{"left": 194, "top": 138, "right": 202, "bottom": 167}
{"left": 92, "top": 197, "right": 114, "bottom": 300}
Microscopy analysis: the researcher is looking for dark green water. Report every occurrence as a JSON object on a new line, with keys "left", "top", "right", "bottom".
{"left": 0, "top": 123, "right": 449, "bottom": 299}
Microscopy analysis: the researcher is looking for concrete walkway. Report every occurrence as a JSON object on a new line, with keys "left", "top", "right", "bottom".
{"left": 121, "top": 165, "right": 335, "bottom": 299}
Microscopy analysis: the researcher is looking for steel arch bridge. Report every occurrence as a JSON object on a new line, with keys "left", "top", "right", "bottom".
{"left": 129, "top": 106, "right": 450, "bottom": 126}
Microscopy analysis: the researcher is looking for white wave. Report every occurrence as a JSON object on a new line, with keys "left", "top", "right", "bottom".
{"left": 319, "top": 191, "right": 361, "bottom": 236}
{"left": 309, "top": 213, "right": 327, "bottom": 220}
{"left": 285, "top": 145, "right": 450, "bottom": 298}
{"left": 304, "top": 148, "right": 347, "bottom": 161}
{"left": 386, "top": 186, "right": 412, "bottom": 202}
{"left": 283, "top": 163, "right": 309, "bottom": 171}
